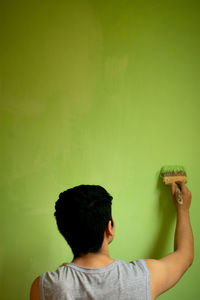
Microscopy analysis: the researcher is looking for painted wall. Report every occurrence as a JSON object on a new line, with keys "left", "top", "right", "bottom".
{"left": 1, "top": 0, "right": 199, "bottom": 299}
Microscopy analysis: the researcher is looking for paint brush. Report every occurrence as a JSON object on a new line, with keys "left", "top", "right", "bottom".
{"left": 160, "top": 166, "right": 187, "bottom": 205}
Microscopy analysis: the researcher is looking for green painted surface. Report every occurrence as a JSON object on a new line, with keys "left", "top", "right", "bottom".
{"left": 1, "top": 0, "right": 199, "bottom": 299}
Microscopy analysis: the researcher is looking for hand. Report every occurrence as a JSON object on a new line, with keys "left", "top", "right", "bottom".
{"left": 171, "top": 182, "right": 192, "bottom": 211}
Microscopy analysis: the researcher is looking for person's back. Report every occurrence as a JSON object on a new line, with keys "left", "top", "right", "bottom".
{"left": 30, "top": 183, "right": 194, "bottom": 300}
{"left": 39, "top": 260, "right": 150, "bottom": 300}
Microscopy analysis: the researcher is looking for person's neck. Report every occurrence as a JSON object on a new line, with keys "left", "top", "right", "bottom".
{"left": 72, "top": 245, "right": 114, "bottom": 268}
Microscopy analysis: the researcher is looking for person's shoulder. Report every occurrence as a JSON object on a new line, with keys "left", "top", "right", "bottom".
{"left": 116, "top": 259, "right": 150, "bottom": 275}
{"left": 30, "top": 264, "right": 67, "bottom": 300}
{"left": 30, "top": 277, "right": 40, "bottom": 300}
{"left": 116, "top": 258, "right": 147, "bottom": 265}
{"left": 144, "top": 254, "right": 193, "bottom": 300}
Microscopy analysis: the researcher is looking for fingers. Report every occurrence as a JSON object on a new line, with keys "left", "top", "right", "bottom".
{"left": 170, "top": 181, "right": 191, "bottom": 209}
{"left": 171, "top": 182, "right": 177, "bottom": 196}
{"left": 180, "top": 181, "right": 192, "bottom": 198}
{"left": 178, "top": 182, "right": 189, "bottom": 198}
{"left": 179, "top": 181, "right": 186, "bottom": 191}
{"left": 171, "top": 181, "right": 186, "bottom": 193}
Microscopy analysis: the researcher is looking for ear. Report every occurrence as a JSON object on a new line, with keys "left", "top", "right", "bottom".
{"left": 106, "top": 219, "right": 115, "bottom": 237}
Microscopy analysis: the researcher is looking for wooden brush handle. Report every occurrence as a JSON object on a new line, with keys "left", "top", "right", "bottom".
{"left": 163, "top": 176, "right": 187, "bottom": 185}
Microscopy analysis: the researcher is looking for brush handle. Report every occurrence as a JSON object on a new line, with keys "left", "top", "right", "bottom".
{"left": 163, "top": 176, "right": 187, "bottom": 185}
{"left": 175, "top": 185, "right": 183, "bottom": 205}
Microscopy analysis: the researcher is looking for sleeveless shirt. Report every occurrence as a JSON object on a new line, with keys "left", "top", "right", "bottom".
{"left": 39, "top": 259, "right": 151, "bottom": 300}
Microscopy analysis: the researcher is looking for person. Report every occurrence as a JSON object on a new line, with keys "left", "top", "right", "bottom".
{"left": 30, "top": 182, "right": 194, "bottom": 300}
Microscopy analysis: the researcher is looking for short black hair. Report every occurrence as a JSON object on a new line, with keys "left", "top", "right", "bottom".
{"left": 54, "top": 185, "right": 113, "bottom": 258}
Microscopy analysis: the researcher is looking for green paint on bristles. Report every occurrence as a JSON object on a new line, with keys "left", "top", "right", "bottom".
{"left": 160, "top": 165, "right": 186, "bottom": 176}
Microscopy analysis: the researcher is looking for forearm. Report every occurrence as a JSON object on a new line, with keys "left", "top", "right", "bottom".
{"left": 174, "top": 209, "right": 194, "bottom": 265}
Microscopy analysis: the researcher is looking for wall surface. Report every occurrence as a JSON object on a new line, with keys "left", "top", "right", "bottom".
{"left": 1, "top": 0, "right": 199, "bottom": 299}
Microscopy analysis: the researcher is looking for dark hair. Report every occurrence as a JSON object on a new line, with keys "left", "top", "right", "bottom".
{"left": 54, "top": 185, "right": 113, "bottom": 258}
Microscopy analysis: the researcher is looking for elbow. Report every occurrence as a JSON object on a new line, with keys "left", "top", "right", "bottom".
{"left": 189, "top": 255, "right": 194, "bottom": 267}
{"left": 187, "top": 252, "right": 194, "bottom": 269}
{"left": 190, "top": 246, "right": 194, "bottom": 266}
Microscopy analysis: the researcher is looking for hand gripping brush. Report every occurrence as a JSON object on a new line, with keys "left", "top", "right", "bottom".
{"left": 160, "top": 166, "right": 187, "bottom": 205}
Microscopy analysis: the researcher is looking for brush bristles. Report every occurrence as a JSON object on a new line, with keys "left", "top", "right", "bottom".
{"left": 160, "top": 166, "right": 186, "bottom": 177}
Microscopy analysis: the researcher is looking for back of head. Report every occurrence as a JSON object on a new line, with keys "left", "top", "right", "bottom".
{"left": 54, "top": 185, "right": 113, "bottom": 258}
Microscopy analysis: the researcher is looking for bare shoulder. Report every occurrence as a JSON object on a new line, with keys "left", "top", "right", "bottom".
{"left": 145, "top": 252, "right": 192, "bottom": 299}
{"left": 145, "top": 259, "right": 165, "bottom": 299}
{"left": 30, "top": 276, "right": 40, "bottom": 300}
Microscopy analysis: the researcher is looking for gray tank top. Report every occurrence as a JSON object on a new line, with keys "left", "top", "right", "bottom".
{"left": 39, "top": 259, "right": 150, "bottom": 300}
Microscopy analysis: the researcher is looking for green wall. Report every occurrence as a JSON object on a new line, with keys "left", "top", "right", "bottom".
{"left": 1, "top": 0, "right": 199, "bottom": 299}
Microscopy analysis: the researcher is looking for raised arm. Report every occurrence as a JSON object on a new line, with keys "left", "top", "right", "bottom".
{"left": 145, "top": 182, "right": 194, "bottom": 299}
